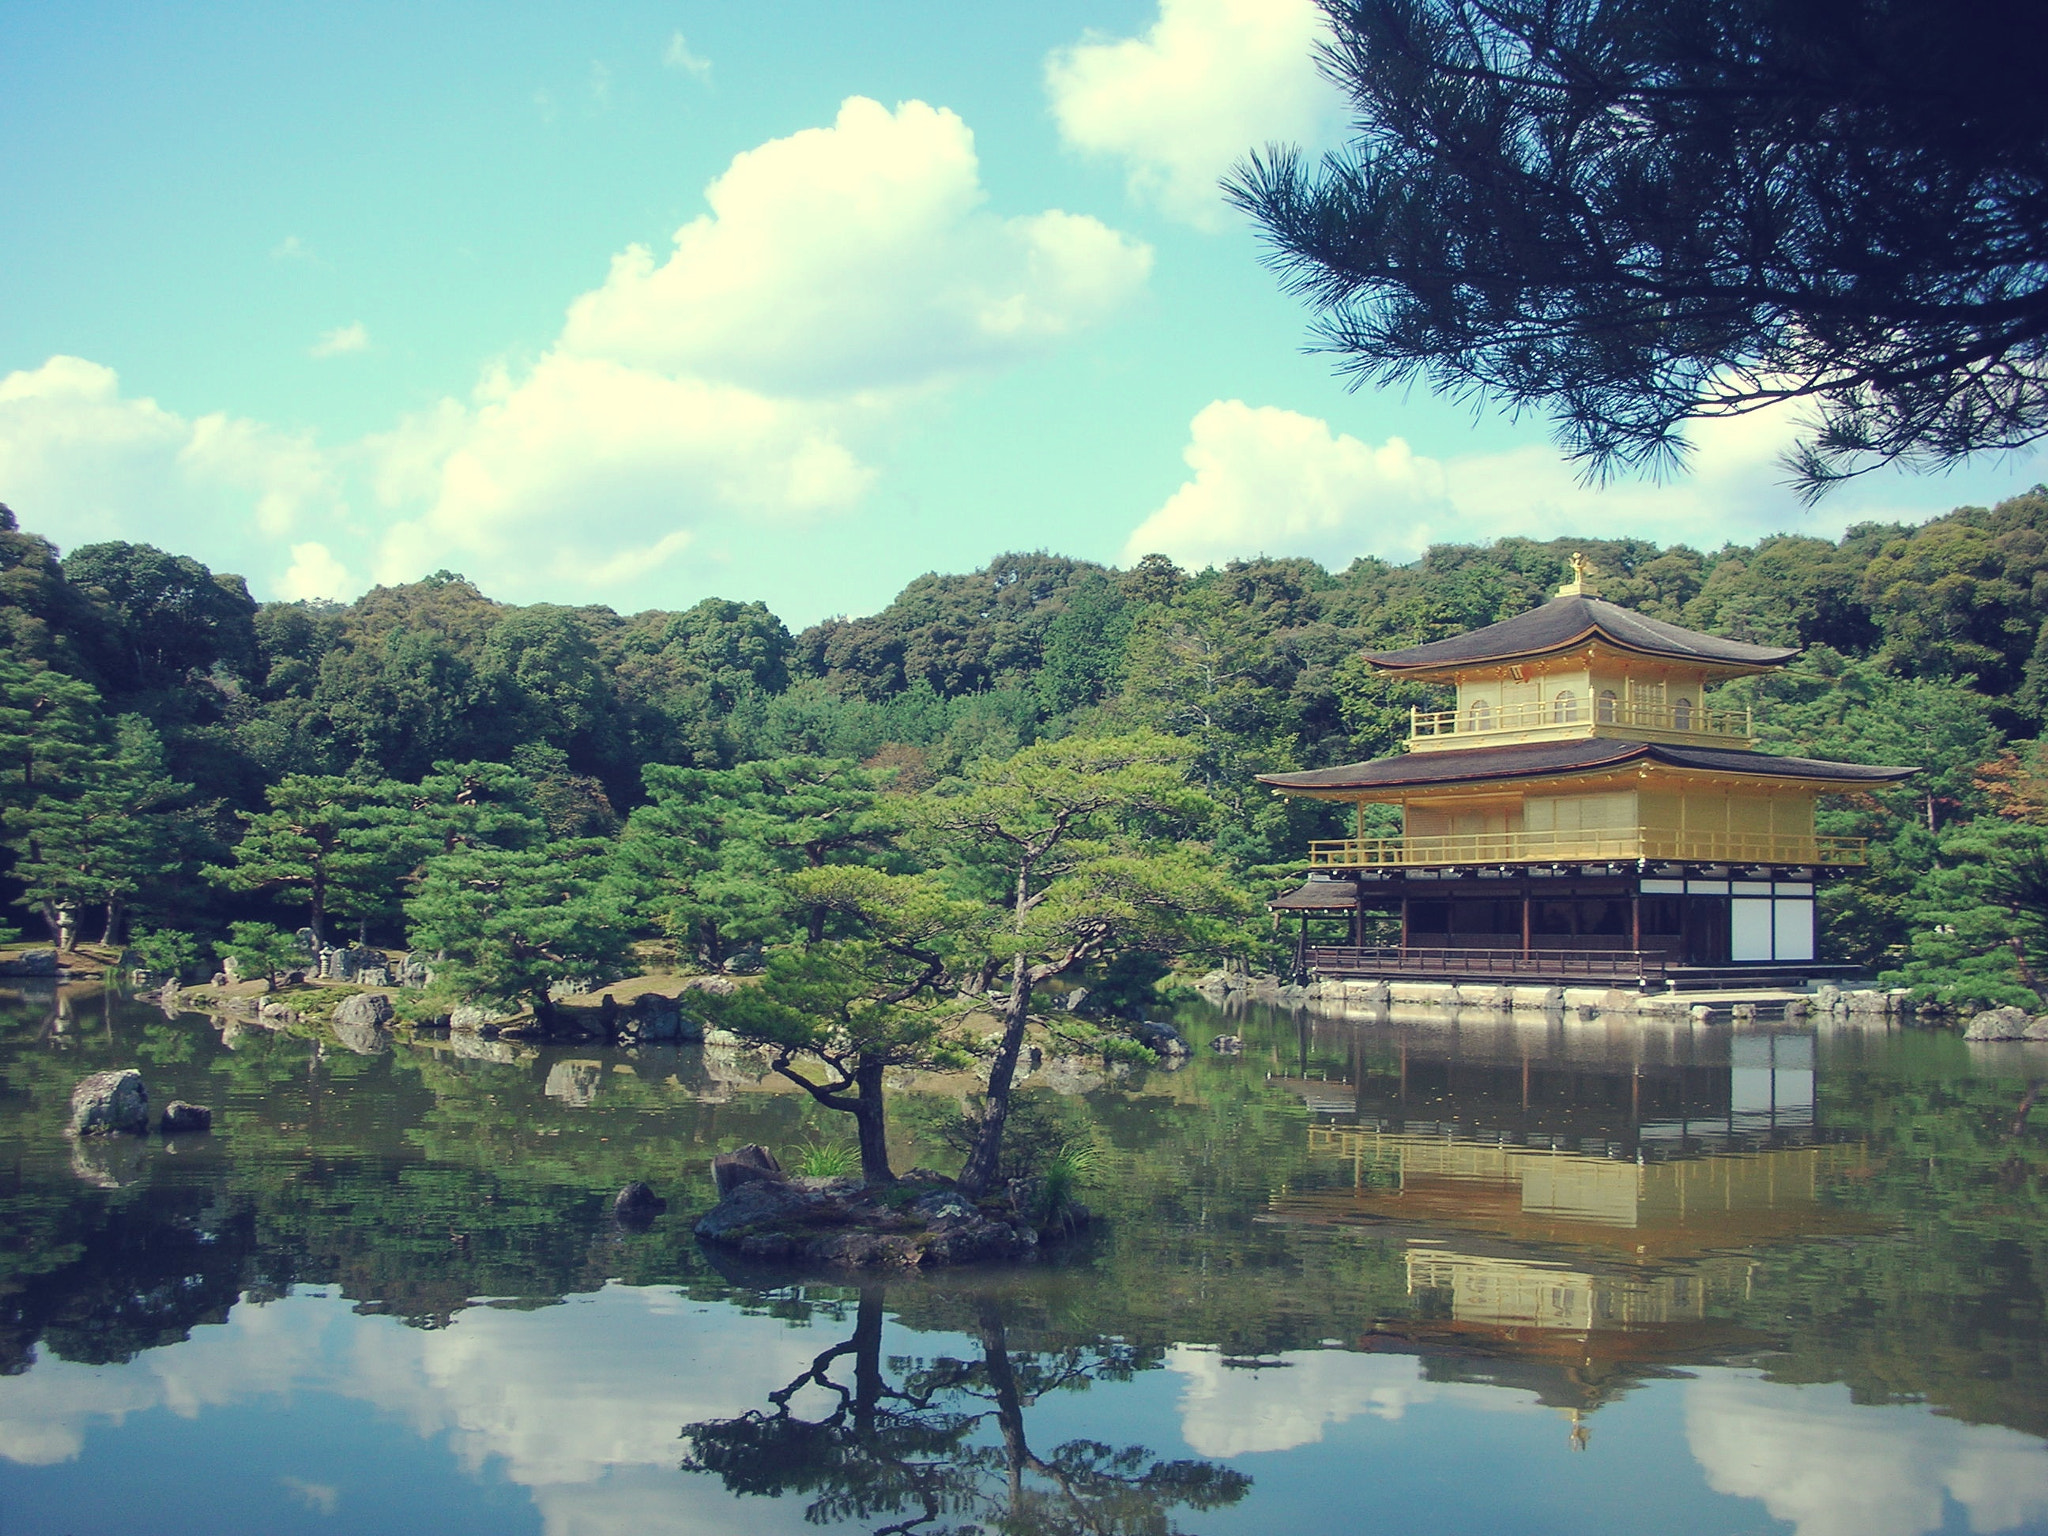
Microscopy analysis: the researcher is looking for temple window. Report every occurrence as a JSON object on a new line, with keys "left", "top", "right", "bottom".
{"left": 1597, "top": 689, "right": 1618, "bottom": 723}
{"left": 1551, "top": 690, "right": 1579, "bottom": 723}
{"left": 1673, "top": 697, "right": 1694, "bottom": 729}
{"left": 1466, "top": 699, "right": 1491, "bottom": 731}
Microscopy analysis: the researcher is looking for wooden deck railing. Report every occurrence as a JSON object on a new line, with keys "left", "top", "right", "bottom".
{"left": 1306, "top": 830, "right": 1864, "bottom": 869}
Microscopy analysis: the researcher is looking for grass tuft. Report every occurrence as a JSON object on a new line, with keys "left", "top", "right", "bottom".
{"left": 791, "top": 1139, "right": 859, "bottom": 1179}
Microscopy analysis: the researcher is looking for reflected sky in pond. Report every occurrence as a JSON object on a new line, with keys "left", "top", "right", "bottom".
{"left": 4, "top": 985, "right": 2048, "bottom": 1535}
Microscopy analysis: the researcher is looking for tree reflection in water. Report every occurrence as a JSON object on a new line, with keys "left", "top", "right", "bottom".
{"left": 681, "top": 1286, "right": 1250, "bottom": 1535}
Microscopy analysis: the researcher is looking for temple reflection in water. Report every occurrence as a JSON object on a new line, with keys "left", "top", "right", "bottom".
{"left": 1267, "top": 1014, "right": 1869, "bottom": 1430}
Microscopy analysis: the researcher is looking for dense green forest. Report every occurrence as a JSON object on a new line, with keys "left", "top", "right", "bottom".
{"left": 9, "top": 486, "right": 2048, "bottom": 1008}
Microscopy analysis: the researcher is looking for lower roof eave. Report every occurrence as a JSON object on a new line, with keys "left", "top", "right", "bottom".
{"left": 1258, "top": 738, "right": 1917, "bottom": 797}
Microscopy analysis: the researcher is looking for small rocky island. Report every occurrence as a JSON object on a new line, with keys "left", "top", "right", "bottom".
{"left": 693, "top": 1146, "right": 1080, "bottom": 1268}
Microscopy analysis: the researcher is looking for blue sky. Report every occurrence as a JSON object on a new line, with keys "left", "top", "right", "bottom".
{"left": 4, "top": 1, "right": 2041, "bottom": 627}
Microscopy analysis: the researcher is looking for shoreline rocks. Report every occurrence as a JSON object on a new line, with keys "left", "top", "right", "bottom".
{"left": 1962, "top": 1006, "right": 2046, "bottom": 1042}
{"left": 1199, "top": 969, "right": 1920, "bottom": 1023}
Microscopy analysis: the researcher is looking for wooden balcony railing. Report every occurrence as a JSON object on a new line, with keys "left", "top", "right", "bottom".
{"left": 1306, "top": 829, "right": 1865, "bottom": 868}
{"left": 1410, "top": 699, "right": 1752, "bottom": 746}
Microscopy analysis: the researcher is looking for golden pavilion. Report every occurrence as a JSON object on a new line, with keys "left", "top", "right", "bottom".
{"left": 1258, "top": 557, "right": 1916, "bottom": 987}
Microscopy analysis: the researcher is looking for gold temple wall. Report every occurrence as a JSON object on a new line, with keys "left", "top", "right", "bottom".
{"left": 1401, "top": 784, "right": 1818, "bottom": 841}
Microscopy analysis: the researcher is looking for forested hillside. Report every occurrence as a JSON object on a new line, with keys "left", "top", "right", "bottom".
{"left": 9, "top": 487, "right": 2048, "bottom": 1007}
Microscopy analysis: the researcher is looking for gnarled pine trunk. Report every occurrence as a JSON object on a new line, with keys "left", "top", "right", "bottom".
{"left": 957, "top": 953, "right": 1032, "bottom": 1197}
{"left": 853, "top": 1058, "right": 894, "bottom": 1184}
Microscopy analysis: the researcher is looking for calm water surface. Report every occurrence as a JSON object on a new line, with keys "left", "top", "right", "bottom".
{"left": 4, "top": 985, "right": 2047, "bottom": 1535}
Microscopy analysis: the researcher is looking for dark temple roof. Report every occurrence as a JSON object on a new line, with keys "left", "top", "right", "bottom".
{"left": 1257, "top": 738, "right": 1917, "bottom": 794}
{"left": 1268, "top": 877, "right": 1361, "bottom": 910}
{"left": 1365, "top": 594, "right": 1799, "bottom": 673}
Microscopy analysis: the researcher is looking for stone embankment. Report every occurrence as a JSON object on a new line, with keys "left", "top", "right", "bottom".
{"left": 1195, "top": 971, "right": 1918, "bottom": 1022}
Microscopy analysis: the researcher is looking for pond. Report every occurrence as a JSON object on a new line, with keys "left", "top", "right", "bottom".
{"left": 4, "top": 985, "right": 2047, "bottom": 1536}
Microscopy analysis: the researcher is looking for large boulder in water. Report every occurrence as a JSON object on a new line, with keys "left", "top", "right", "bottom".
{"left": 333, "top": 992, "right": 394, "bottom": 1028}
{"left": 1131, "top": 1019, "right": 1190, "bottom": 1058}
{"left": 613, "top": 1182, "right": 668, "bottom": 1228}
{"left": 332, "top": 993, "right": 395, "bottom": 1054}
{"left": 712, "top": 1143, "right": 786, "bottom": 1199}
{"left": 160, "top": 1100, "right": 213, "bottom": 1134}
{"left": 1964, "top": 1006, "right": 2032, "bottom": 1041}
{"left": 69, "top": 1070, "right": 148, "bottom": 1136}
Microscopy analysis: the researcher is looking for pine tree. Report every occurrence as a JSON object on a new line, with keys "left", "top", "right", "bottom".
{"left": 206, "top": 775, "right": 408, "bottom": 946}
{"left": 9, "top": 715, "right": 192, "bottom": 946}
{"left": 701, "top": 866, "right": 980, "bottom": 1184}
{"left": 919, "top": 732, "right": 1251, "bottom": 1196}
{"left": 403, "top": 838, "right": 629, "bottom": 1019}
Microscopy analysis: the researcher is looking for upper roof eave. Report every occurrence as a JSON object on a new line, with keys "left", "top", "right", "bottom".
{"left": 1363, "top": 594, "right": 1800, "bottom": 675}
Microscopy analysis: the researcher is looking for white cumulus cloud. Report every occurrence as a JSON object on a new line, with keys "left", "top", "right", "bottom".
{"left": 1169, "top": 1344, "right": 1537, "bottom": 1457}
{"left": 1121, "top": 399, "right": 1450, "bottom": 568}
{"left": 1046, "top": 0, "right": 1345, "bottom": 228}
{"left": 279, "top": 541, "right": 354, "bottom": 601}
{"left": 1121, "top": 396, "right": 2018, "bottom": 572}
{"left": 0, "top": 355, "right": 343, "bottom": 548}
{"left": 372, "top": 353, "right": 874, "bottom": 591}
{"left": 310, "top": 321, "right": 370, "bottom": 359}
{"left": 1687, "top": 1372, "right": 2048, "bottom": 1536}
{"left": 560, "top": 96, "right": 1152, "bottom": 397}
{"left": 371, "top": 95, "right": 1148, "bottom": 600}
{"left": 0, "top": 97, "right": 1149, "bottom": 611}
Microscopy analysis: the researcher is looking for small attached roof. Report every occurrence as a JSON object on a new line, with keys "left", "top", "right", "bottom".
{"left": 1268, "top": 877, "right": 1361, "bottom": 910}
{"left": 1258, "top": 738, "right": 1916, "bottom": 797}
{"left": 1365, "top": 594, "right": 1799, "bottom": 675}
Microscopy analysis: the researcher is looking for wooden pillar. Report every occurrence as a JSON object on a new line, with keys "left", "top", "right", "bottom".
{"left": 1400, "top": 896, "right": 1410, "bottom": 953}
{"left": 1521, "top": 891, "right": 1532, "bottom": 956}
{"left": 1294, "top": 913, "right": 1309, "bottom": 974}
{"left": 1350, "top": 899, "right": 1364, "bottom": 949}
{"left": 1631, "top": 889, "right": 1642, "bottom": 954}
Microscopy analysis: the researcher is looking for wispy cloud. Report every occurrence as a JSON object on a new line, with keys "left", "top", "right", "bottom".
{"left": 589, "top": 60, "right": 613, "bottom": 108}
{"left": 278, "top": 1476, "right": 339, "bottom": 1516}
{"left": 271, "top": 234, "right": 312, "bottom": 261}
{"left": 309, "top": 322, "right": 369, "bottom": 359}
{"left": 664, "top": 30, "right": 711, "bottom": 79}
